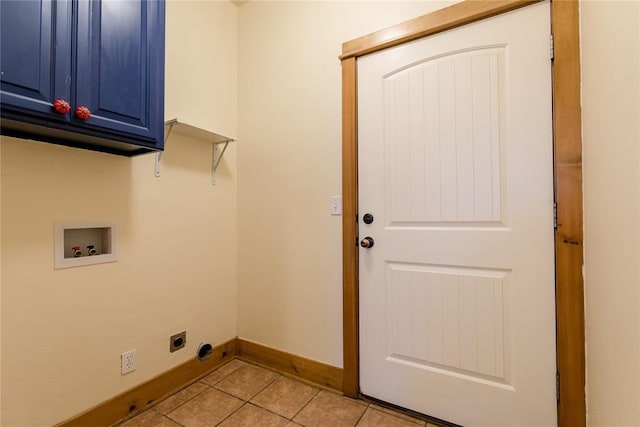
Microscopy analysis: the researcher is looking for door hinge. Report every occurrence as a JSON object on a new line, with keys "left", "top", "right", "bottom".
{"left": 550, "top": 34, "right": 555, "bottom": 61}
{"left": 556, "top": 372, "right": 560, "bottom": 400}
{"left": 553, "top": 202, "right": 558, "bottom": 229}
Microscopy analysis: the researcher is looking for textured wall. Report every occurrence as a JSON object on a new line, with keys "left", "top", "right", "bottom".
{"left": 0, "top": 1, "right": 238, "bottom": 425}
{"left": 237, "top": 1, "right": 456, "bottom": 366}
{"left": 582, "top": 1, "right": 640, "bottom": 425}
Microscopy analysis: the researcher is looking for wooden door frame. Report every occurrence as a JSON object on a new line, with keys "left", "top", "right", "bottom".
{"left": 340, "top": 1, "right": 585, "bottom": 426}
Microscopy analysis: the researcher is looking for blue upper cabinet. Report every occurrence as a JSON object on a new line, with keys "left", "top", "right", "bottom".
{"left": 0, "top": 0, "right": 165, "bottom": 156}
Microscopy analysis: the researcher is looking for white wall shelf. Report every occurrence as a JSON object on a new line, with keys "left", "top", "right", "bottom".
{"left": 156, "top": 118, "right": 236, "bottom": 185}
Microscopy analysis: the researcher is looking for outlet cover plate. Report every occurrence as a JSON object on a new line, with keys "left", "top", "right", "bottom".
{"left": 121, "top": 349, "right": 136, "bottom": 375}
{"left": 330, "top": 196, "right": 342, "bottom": 215}
{"left": 170, "top": 331, "right": 186, "bottom": 353}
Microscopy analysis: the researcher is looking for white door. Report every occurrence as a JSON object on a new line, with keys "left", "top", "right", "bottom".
{"left": 358, "top": 3, "right": 556, "bottom": 426}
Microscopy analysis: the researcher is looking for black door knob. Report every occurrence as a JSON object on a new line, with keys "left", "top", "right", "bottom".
{"left": 360, "top": 237, "right": 374, "bottom": 248}
{"left": 363, "top": 213, "right": 374, "bottom": 224}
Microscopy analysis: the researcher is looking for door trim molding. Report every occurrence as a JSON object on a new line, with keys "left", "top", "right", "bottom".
{"left": 340, "top": 0, "right": 539, "bottom": 60}
{"left": 340, "top": 1, "right": 585, "bottom": 426}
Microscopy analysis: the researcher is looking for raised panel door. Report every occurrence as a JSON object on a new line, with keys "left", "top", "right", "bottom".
{"left": 0, "top": 0, "right": 71, "bottom": 119}
{"left": 358, "top": 3, "right": 556, "bottom": 426}
{"left": 74, "top": 0, "right": 164, "bottom": 147}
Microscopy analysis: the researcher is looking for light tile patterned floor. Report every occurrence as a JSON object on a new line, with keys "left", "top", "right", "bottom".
{"left": 116, "top": 359, "right": 440, "bottom": 427}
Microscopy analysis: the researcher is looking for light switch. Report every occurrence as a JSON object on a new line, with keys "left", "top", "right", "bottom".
{"left": 330, "top": 196, "right": 342, "bottom": 215}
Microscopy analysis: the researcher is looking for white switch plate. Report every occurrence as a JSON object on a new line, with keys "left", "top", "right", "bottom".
{"left": 330, "top": 196, "right": 342, "bottom": 215}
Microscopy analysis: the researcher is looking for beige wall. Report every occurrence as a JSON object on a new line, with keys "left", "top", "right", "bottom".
{"left": 236, "top": 1, "right": 456, "bottom": 367}
{"left": 236, "top": 0, "right": 640, "bottom": 424}
{"left": 581, "top": 1, "right": 640, "bottom": 426}
{"left": 165, "top": 0, "right": 238, "bottom": 139}
{"left": 0, "top": 1, "right": 238, "bottom": 425}
{"left": 2, "top": 0, "right": 640, "bottom": 425}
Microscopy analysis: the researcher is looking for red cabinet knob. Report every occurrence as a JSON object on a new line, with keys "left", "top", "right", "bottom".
{"left": 53, "top": 99, "right": 71, "bottom": 114}
{"left": 75, "top": 106, "right": 91, "bottom": 120}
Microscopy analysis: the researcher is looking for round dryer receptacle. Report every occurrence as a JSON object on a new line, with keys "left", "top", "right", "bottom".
{"left": 197, "top": 342, "right": 213, "bottom": 361}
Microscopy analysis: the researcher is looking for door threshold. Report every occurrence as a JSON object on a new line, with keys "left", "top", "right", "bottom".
{"left": 359, "top": 394, "right": 462, "bottom": 427}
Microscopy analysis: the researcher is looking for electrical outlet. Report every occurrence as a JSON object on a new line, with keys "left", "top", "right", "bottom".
{"left": 121, "top": 349, "right": 136, "bottom": 375}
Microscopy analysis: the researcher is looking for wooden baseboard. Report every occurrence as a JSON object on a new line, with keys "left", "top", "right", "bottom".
{"left": 57, "top": 338, "right": 238, "bottom": 427}
{"left": 236, "top": 338, "right": 343, "bottom": 392}
{"left": 57, "top": 337, "right": 343, "bottom": 426}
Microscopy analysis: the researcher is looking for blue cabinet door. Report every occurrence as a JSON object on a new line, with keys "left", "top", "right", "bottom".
{"left": 0, "top": 0, "right": 72, "bottom": 120}
{"left": 0, "top": 0, "right": 165, "bottom": 155}
{"left": 74, "top": 0, "right": 165, "bottom": 148}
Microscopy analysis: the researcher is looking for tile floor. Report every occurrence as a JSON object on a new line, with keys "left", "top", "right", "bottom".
{"left": 116, "top": 359, "right": 440, "bottom": 427}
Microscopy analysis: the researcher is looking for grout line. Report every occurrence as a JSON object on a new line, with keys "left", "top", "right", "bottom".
{"left": 157, "top": 382, "right": 209, "bottom": 417}
{"left": 211, "top": 367, "right": 283, "bottom": 426}
{"left": 288, "top": 386, "right": 321, "bottom": 422}
{"left": 243, "top": 401, "right": 291, "bottom": 423}
{"left": 137, "top": 358, "right": 249, "bottom": 421}
{"left": 234, "top": 355, "right": 339, "bottom": 394}
{"left": 353, "top": 405, "right": 369, "bottom": 427}
{"left": 211, "top": 386, "right": 249, "bottom": 403}
{"left": 158, "top": 411, "right": 185, "bottom": 427}
{"left": 199, "top": 359, "right": 248, "bottom": 387}
{"left": 125, "top": 357, "right": 434, "bottom": 427}
{"left": 210, "top": 370, "right": 281, "bottom": 402}
{"left": 214, "top": 401, "right": 249, "bottom": 427}
{"left": 246, "top": 370, "right": 282, "bottom": 402}
{"left": 161, "top": 360, "right": 250, "bottom": 422}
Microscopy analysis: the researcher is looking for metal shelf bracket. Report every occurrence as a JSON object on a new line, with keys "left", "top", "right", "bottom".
{"left": 212, "top": 140, "right": 231, "bottom": 185}
{"left": 154, "top": 120, "right": 177, "bottom": 178}
{"left": 156, "top": 118, "right": 236, "bottom": 185}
